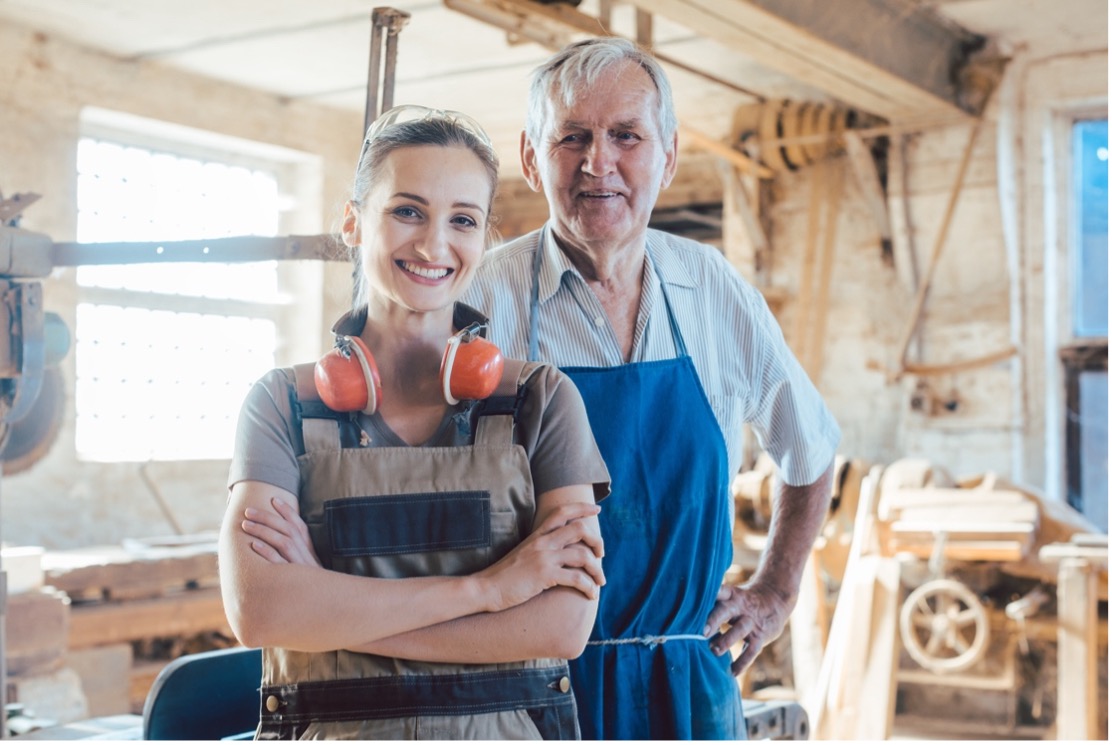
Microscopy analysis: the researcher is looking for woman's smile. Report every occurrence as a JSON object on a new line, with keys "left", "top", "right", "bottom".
{"left": 397, "top": 259, "right": 453, "bottom": 282}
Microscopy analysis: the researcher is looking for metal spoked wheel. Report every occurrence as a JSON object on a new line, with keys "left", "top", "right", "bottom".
{"left": 899, "top": 577, "right": 990, "bottom": 674}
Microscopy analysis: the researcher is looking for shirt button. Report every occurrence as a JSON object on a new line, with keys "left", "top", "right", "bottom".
{"left": 593, "top": 316, "right": 605, "bottom": 327}
{"left": 559, "top": 675, "right": 571, "bottom": 693}
{"left": 265, "top": 695, "right": 281, "bottom": 713}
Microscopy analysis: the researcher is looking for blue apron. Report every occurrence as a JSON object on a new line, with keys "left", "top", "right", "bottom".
{"left": 527, "top": 238, "right": 746, "bottom": 740}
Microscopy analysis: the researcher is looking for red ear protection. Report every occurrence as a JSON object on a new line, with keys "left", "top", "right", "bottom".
{"left": 439, "top": 324, "right": 504, "bottom": 405}
{"left": 314, "top": 335, "right": 383, "bottom": 415}
{"left": 314, "top": 324, "right": 503, "bottom": 414}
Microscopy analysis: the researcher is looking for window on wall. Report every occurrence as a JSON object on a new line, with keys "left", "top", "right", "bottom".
{"left": 74, "top": 111, "right": 321, "bottom": 462}
{"left": 1062, "top": 118, "right": 1107, "bottom": 530}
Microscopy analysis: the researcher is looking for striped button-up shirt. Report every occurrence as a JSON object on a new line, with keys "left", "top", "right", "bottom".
{"left": 464, "top": 225, "right": 841, "bottom": 485}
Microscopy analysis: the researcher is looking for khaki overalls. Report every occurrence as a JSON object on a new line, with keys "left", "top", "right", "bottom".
{"left": 255, "top": 358, "right": 579, "bottom": 740}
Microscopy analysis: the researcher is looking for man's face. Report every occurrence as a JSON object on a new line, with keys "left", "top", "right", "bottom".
{"left": 522, "top": 61, "right": 678, "bottom": 257}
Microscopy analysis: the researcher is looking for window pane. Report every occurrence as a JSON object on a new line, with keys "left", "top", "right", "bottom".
{"left": 74, "top": 134, "right": 285, "bottom": 462}
{"left": 1077, "top": 369, "right": 1108, "bottom": 531}
{"left": 74, "top": 304, "right": 276, "bottom": 461}
{"left": 1072, "top": 119, "right": 1108, "bottom": 337}
{"left": 76, "top": 138, "right": 282, "bottom": 302}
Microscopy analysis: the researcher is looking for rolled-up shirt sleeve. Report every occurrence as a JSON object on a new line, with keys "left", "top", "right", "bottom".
{"left": 735, "top": 279, "right": 841, "bottom": 487}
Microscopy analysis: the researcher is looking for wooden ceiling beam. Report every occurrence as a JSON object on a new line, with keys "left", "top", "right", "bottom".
{"left": 624, "top": 0, "right": 996, "bottom": 120}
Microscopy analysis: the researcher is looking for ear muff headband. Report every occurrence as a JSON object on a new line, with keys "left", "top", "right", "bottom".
{"left": 439, "top": 323, "right": 504, "bottom": 405}
{"left": 346, "top": 336, "right": 379, "bottom": 415}
{"left": 441, "top": 335, "right": 464, "bottom": 405}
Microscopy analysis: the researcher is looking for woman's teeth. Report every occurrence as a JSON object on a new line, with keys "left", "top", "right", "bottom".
{"left": 400, "top": 261, "right": 450, "bottom": 279}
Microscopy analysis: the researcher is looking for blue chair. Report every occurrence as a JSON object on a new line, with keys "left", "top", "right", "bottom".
{"left": 142, "top": 646, "right": 262, "bottom": 740}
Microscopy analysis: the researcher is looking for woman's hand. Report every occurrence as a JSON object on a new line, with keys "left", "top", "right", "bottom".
{"left": 476, "top": 501, "right": 605, "bottom": 611}
{"left": 242, "top": 497, "right": 322, "bottom": 568}
{"left": 243, "top": 495, "right": 605, "bottom": 612}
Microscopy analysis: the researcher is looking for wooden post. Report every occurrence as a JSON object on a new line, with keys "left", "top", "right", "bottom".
{"left": 1056, "top": 558, "right": 1099, "bottom": 740}
{"left": 1039, "top": 538, "right": 1108, "bottom": 741}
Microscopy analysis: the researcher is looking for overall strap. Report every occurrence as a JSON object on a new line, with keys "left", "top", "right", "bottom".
{"left": 290, "top": 363, "right": 362, "bottom": 455}
{"left": 470, "top": 358, "right": 541, "bottom": 447}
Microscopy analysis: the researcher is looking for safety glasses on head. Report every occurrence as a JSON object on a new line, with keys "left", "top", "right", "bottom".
{"left": 358, "top": 104, "right": 494, "bottom": 164}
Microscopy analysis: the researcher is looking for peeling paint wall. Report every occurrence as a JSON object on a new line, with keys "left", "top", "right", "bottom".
{"left": 736, "top": 48, "right": 1107, "bottom": 494}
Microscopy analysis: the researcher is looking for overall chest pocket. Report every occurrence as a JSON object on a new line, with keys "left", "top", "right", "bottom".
{"left": 323, "top": 491, "right": 523, "bottom": 578}
{"left": 327, "top": 491, "right": 491, "bottom": 556}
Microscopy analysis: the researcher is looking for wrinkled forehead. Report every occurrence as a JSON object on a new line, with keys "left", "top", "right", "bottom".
{"left": 543, "top": 60, "right": 663, "bottom": 130}
{"left": 552, "top": 58, "right": 657, "bottom": 106}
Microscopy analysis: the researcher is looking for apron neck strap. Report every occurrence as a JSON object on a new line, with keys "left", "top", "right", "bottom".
{"left": 646, "top": 236, "right": 689, "bottom": 358}
{"left": 529, "top": 232, "right": 544, "bottom": 363}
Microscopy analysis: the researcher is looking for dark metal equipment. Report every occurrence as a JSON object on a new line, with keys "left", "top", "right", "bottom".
{"left": 1, "top": 194, "right": 73, "bottom": 738}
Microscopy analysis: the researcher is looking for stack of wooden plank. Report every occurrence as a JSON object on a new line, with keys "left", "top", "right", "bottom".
{"left": 876, "top": 486, "right": 1041, "bottom": 562}
{"left": 38, "top": 533, "right": 233, "bottom": 715}
{"left": 4, "top": 545, "right": 87, "bottom": 728}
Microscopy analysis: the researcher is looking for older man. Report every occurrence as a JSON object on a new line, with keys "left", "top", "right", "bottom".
{"left": 464, "top": 37, "right": 841, "bottom": 740}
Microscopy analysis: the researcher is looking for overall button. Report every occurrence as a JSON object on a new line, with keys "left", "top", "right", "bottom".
{"left": 558, "top": 676, "right": 571, "bottom": 693}
{"left": 265, "top": 695, "right": 282, "bottom": 713}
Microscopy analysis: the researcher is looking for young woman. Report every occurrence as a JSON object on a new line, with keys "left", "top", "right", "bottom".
{"left": 218, "top": 105, "right": 610, "bottom": 740}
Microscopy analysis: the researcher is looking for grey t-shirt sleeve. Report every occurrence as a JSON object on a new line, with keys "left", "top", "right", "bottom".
{"left": 227, "top": 368, "right": 301, "bottom": 495}
{"left": 516, "top": 364, "right": 611, "bottom": 502}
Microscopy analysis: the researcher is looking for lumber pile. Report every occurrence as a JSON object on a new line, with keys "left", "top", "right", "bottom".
{"left": 8, "top": 533, "right": 236, "bottom": 718}
{"left": 4, "top": 545, "right": 87, "bottom": 729}
{"left": 876, "top": 486, "right": 1040, "bottom": 562}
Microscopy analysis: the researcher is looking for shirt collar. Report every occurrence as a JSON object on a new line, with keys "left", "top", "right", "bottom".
{"left": 645, "top": 230, "right": 697, "bottom": 291}
{"left": 536, "top": 225, "right": 576, "bottom": 304}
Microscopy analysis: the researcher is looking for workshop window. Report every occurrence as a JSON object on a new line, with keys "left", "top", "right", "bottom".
{"left": 1063, "top": 118, "right": 1107, "bottom": 529}
{"left": 74, "top": 135, "right": 287, "bottom": 462}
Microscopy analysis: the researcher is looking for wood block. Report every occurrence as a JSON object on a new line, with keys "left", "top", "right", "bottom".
{"left": 894, "top": 501, "right": 1039, "bottom": 526}
{"left": 890, "top": 519, "right": 1036, "bottom": 541}
{"left": 65, "top": 644, "right": 133, "bottom": 717}
{"left": 67, "top": 587, "right": 231, "bottom": 649}
{"left": 6, "top": 586, "right": 70, "bottom": 676}
{"left": 2, "top": 545, "right": 45, "bottom": 594}
{"left": 889, "top": 539, "right": 1027, "bottom": 563}
{"left": 42, "top": 538, "right": 219, "bottom": 602}
{"left": 7, "top": 667, "right": 89, "bottom": 726}
{"left": 878, "top": 488, "right": 1028, "bottom": 522}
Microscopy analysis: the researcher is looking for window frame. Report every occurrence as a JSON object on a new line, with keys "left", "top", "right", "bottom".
{"left": 1046, "top": 106, "right": 1108, "bottom": 522}
{"left": 72, "top": 107, "right": 325, "bottom": 463}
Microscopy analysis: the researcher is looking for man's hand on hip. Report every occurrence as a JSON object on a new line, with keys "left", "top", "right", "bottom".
{"left": 703, "top": 579, "right": 795, "bottom": 677}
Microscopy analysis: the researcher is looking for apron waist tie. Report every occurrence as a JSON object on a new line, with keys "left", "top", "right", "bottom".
{"left": 587, "top": 634, "right": 708, "bottom": 650}
{"left": 260, "top": 665, "right": 573, "bottom": 724}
